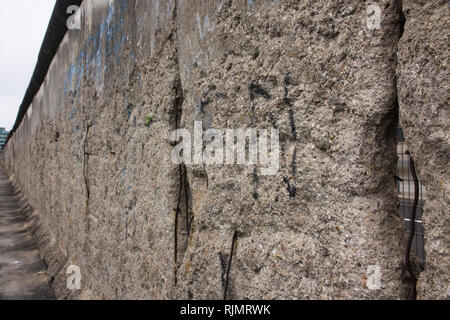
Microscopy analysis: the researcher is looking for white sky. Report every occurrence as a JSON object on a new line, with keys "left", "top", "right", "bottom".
{"left": 0, "top": 1, "right": 56, "bottom": 131}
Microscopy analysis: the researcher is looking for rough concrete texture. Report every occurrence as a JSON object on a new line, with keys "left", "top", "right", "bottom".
{"left": 0, "top": 169, "right": 55, "bottom": 300}
{"left": 0, "top": 0, "right": 445, "bottom": 299}
{"left": 397, "top": 0, "right": 449, "bottom": 299}
{"left": 175, "top": 0, "right": 407, "bottom": 300}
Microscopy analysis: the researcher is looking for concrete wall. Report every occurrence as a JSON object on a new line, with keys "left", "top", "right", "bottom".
{"left": 0, "top": 0, "right": 447, "bottom": 299}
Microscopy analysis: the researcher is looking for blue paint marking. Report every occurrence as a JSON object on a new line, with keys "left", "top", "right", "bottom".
{"left": 69, "top": 106, "right": 77, "bottom": 120}
{"left": 62, "top": 1, "right": 129, "bottom": 98}
{"left": 96, "top": 22, "right": 105, "bottom": 84}
{"left": 114, "top": 36, "right": 122, "bottom": 68}
{"left": 76, "top": 50, "right": 85, "bottom": 98}
{"left": 106, "top": 3, "right": 116, "bottom": 59}
{"left": 167, "top": 0, "right": 172, "bottom": 18}
{"left": 106, "top": 2, "right": 115, "bottom": 24}
{"left": 119, "top": 168, "right": 127, "bottom": 184}
{"left": 120, "top": 0, "right": 127, "bottom": 12}
{"left": 63, "top": 75, "right": 70, "bottom": 97}
{"left": 85, "top": 35, "right": 94, "bottom": 76}
{"left": 64, "top": 64, "right": 77, "bottom": 97}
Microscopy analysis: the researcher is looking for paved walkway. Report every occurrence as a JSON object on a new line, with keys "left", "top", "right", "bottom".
{"left": 0, "top": 169, "right": 55, "bottom": 299}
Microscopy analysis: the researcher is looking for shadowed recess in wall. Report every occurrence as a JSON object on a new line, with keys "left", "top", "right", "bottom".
{"left": 396, "top": 127, "right": 427, "bottom": 299}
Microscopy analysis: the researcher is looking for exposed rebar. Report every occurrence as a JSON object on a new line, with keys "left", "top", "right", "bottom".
{"left": 224, "top": 230, "right": 237, "bottom": 300}
{"left": 405, "top": 150, "right": 418, "bottom": 300}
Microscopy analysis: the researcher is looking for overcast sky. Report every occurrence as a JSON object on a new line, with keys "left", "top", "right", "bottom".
{"left": 0, "top": 1, "right": 56, "bottom": 131}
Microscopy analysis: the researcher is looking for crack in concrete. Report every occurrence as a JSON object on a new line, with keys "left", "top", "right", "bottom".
{"left": 83, "top": 123, "right": 92, "bottom": 215}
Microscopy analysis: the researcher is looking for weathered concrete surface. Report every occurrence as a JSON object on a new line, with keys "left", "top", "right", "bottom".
{"left": 397, "top": 0, "right": 449, "bottom": 299}
{"left": 2, "top": 0, "right": 181, "bottom": 300}
{"left": 2, "top": 0, "right": 446, "bottom": 299}
{"left": 0, "top": 168, "right": 55, "bottom": 300}
{"left": 175, "top": 0, "right": 407, "bottom": 299}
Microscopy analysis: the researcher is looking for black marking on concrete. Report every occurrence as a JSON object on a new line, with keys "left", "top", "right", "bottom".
{"left": 171, "top": 14, "right": 185, "bottom": 284}
{"left": 269, "top": 112, "right": 278, "bottom": 129}
{"left": 219, "top": 252, "right": 228, "bottom": 289}
{"left": 284, "top": 75, "right": 294, "bottom": 86}
{"left": 292, "top": 146, "right": 297, "bottom": 177}
{"left": 283, "top": 177, "right": 297, "bottom": 198}
{"left": 288, "top": 107, "right": 297, "bottom": 141}
{"left": 54, "top": 130, "right": 60, "bottom": 142}
{"left": 183, "top": 165, "right": 192, "bottom": 237}
{"left": 249, "top": 82, "right": 271, "bottom": 101}
{"left": 282, "top": 76, "right": 298, "bottom": 141}
{"left": 215, "top": 92, "right": 227, "bottom": 99}
{"left": 252, "top": 166, "right": 259, "bottom": 200}
{"left": 199, "top": 97, "right": 212, "bottom": 114}
{"left": 83, "top": 123, "right": 92, "bottom": 214}
{"left": 125, "top": 212, "right": 129, "bottom": 243}
{"left": 173, "top": 164, "right": 183, "bottom": 285}
{"left": 223, "top": 230, "right": 237, "bottom": 300}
